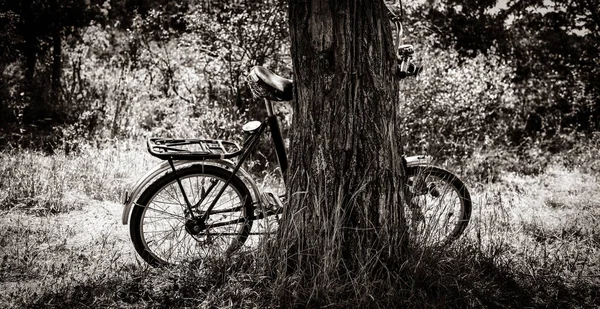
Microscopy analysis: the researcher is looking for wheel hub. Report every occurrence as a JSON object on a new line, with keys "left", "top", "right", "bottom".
{"left": 185, "top": 219, "right": 206, "bottom": 235}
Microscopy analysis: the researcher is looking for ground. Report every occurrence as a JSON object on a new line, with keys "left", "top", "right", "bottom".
{"left": 0, "top": 160, "right": 598, "bottom": 308}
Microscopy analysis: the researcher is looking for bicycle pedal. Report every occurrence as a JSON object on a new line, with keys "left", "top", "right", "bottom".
{"left": 263, "top": 191, "right": 284, "bottom": 211}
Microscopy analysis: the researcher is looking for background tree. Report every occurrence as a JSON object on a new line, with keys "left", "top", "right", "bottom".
{"left": 273, "top": 0, "right": 406, "bottom": 305}
{"left": 1, "top": 1, "right": 91, "bottom": 110}
{"left": 417, "top": 0, "right": 599, "bottom": 137}
{"left": 504, "top": 0, "right": 600, "bottom": 133}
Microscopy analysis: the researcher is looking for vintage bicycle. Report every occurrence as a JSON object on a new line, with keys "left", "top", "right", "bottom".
{"left": 121, "top": 16, "right": 472, "bottom": 267}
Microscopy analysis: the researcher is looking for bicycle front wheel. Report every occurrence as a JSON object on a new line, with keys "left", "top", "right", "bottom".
{"left": 405, "top": 165, "right": 472, "bottom": 246}
{"left": 129, "top": 165, "right": 254, "bottom": 267}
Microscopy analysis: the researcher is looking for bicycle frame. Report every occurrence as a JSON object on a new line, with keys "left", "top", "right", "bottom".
{"left": 122, "top": 95, "right": 433, "bottom": 226}
{"left": 265, "top": 98, "right": 289, "bottom": 182}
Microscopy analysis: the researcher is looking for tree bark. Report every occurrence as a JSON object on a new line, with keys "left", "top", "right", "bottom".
{"left": 22, "top": 0, "right": 37, "bottom": 94}
{"left": 275, "top": 0, "right": 406, "bottom": 286}
{"left": 51, "top": 25, "right": 62, "bottom": 107}
{"left": 50, "top": 0, "right": 62, "bottom": 113}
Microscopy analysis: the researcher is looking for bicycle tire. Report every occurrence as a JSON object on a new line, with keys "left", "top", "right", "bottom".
{"left": 405, "top": 165, "right": 472, "bottom": 246}
{"left": 129, "top": 165, "right": 254, "bottom": 266}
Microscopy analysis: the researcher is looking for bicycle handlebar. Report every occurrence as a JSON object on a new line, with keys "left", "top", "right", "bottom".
{"left": 388, "top": 6, "right": 422, "bottom": 79}
{"left": 397, "top": 44, "right": 422, "bottom": 78}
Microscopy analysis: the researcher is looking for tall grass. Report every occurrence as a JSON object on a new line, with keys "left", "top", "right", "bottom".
{"left": 0, "top": 141, "right": 156, "bottom": 213}
{"left": 1, "top": 144, "right": 598, "bottom": 308}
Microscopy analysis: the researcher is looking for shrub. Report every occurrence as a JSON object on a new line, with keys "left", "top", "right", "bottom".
{"left": 400, "top": 47, "right": 519, "bottom": 164}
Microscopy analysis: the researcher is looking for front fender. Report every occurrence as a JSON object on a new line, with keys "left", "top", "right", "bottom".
{"left": 121, "top": 160, "right": 262, "bottom": 225}
{"left": 405, "top": 155, "right": 433, "bottom": 167}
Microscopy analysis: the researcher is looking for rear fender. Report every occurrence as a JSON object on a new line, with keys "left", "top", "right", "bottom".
{"left": 121, "top": 160, "right": 262, "bottom": 225}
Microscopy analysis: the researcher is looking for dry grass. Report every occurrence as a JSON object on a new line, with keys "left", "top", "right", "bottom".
{"left": 0, "top": 141, "right": 157, "bottom": 214}
{"left": 463, "top": 164, "right": 600, "bottom": 307}
{"left": 0, "top": 144, "right": 598, "bottom": 308}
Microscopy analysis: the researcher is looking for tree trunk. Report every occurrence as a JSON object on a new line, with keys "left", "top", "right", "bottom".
{"left": 275, "top": 0, "right": 406, "bottom": 293}
{"left": 22, "top": 0, "right": 37, "bottom": 95}
{"left": 51, "top": 26, "right": 62, "bottom": 107}
{"left": 50, "top": 0, "right": 64, "bottom": 110}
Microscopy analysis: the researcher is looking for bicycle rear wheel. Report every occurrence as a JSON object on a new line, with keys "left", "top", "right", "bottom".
{"left": 129, "top": 165, "right": 254, "bottom": 266}
{"left": 405, "top": 165, "right": 471, "bottom": 246}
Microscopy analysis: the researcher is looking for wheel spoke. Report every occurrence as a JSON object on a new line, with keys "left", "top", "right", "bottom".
{"left": 136, "top": 203, "right": 185, "bottom": 220}
{"left": 130, "top": 166, "right": 254, "bottom": 266}
{"left": 406, "top": 166, "right": 471, "bottom": 247}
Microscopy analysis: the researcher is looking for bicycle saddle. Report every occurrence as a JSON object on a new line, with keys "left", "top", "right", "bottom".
{"left": 248, "top": 66, "right": 294, "bottom": 101}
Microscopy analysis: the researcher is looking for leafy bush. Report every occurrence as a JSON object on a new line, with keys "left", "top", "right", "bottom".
{"left": 1, "top": 2, "right": 290, "bottom": 154}
{"left": 2, "top": 1, "right": 597, "bottom": 181}
{"left": 398, "top": 42, "right": 598, "bottom": 180}
{"left": 400, "top": 47, "right": 519, "bottom": 162}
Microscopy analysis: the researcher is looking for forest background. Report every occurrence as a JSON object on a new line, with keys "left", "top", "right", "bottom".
{"left": 0, "top": 0, "right": 599, "bottom": 307}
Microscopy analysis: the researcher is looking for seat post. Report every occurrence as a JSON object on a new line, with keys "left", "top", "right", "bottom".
{"left": 263, "top": 97, "right": 288, "bottom": 183}
{"left": 264, "top": 98, "right": 275, "bottom": 116}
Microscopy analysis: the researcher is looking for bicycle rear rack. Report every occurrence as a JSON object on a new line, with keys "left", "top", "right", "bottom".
{"left": 147, "top": 137, "right": 244, "bottom": 160}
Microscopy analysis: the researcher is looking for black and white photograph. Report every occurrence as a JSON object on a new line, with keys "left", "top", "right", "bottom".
{"left": 1, "top": 0, "right": 598, "bottom": 307}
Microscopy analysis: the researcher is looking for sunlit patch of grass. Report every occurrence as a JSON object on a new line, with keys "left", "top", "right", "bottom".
{"left": 461, "top": 163, "right": 600, "bottom": 307}
{"left": 0, "top": 140, "right": 157, "bottom": 213}
{"left": 0, "top": 203, "right": 144, "bottom": 308}
{"left": 1, "top": 144, "right": 599, "bottom": 308}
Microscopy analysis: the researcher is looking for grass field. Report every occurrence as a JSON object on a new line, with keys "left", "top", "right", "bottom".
{"left": 1, "top": 144, "right": 598, "bottom": 308}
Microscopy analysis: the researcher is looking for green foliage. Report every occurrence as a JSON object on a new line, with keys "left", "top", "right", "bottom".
{"left": 411, "top": 0, "right": 600, "bottom": 137}
{"left": 382, "top": 0, "right": 597, "bottom": 178}
{"left": 183, "top": 2, "right": 290, "bottom": 111}
{"left": 0, "top": 1, "right": 290, "bottom": 153}
{"left": 400, "top": 47, "right": 519, "bottom": 161}
{"left": 423, "top": 0, "right": 507, "bottom": 56}
{"left": 398, "top": 42, "right": 599, "bottom": 180}
{"left": 0, "top": 0, "right": 98, "bottom": 149}
{"left": 0, "top": 10, "right": 20, "bottom": 64}
{"left": 0, "top": 0, "right": 597, "bottom": 178}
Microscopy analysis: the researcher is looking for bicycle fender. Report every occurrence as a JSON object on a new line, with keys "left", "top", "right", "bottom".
{"left": 405, "top": 155, "right": 433, "bottom": 167}
{"left": 121, "top": 160, "right": 262, "bottom": 225}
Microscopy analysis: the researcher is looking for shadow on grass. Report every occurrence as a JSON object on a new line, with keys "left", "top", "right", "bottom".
{"left": 15, "top": 272, "right": 203, "bottom": 309}
{"left": 15, "top": 244, "right": 599, "bottom": 309}
{"left": 273, "top": 244, "right": 598, "bottom": 308}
